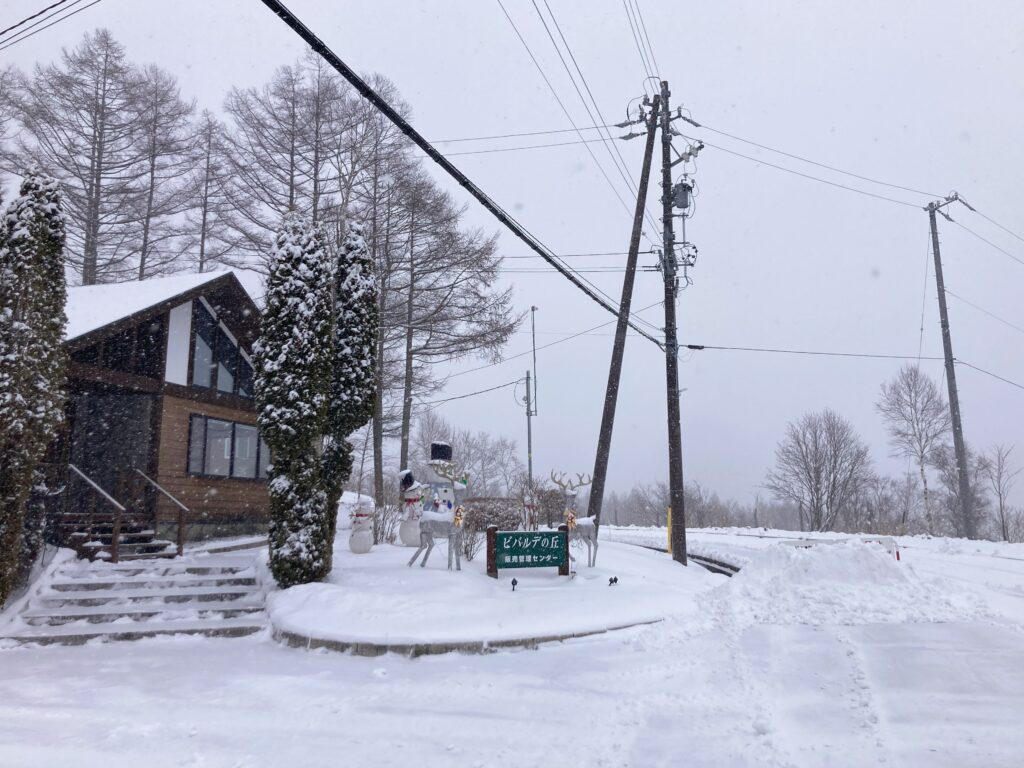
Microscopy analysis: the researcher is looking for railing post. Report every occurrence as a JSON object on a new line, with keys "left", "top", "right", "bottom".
{"left": 177, "top": 506, "right": 185, "bottom": 557}
{"left": 110, "top": 508, "right": 122, "bottom": 564}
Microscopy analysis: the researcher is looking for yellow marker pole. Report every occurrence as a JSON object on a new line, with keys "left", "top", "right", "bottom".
{"left": 667, "top": 507, "right": 672, "bottom": 554}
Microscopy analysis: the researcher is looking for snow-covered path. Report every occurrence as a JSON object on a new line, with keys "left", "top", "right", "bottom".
{"left": 2, "top": 533, "right": 1022, "bottom": 767}
{"left": 1, "top": 618, "right": 1021, "bottom": 767}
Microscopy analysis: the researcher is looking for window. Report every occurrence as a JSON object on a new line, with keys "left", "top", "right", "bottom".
{"left": 190, "top": 301, "right": 253, "bottom": 400}
{"left": 215, "top": 329, "right": 237, "bottom": 393}
{"left": 258, "top": 437, "right": 272, "bottom": 479}
{"left": 205, "top": 419, "right": 233, "bottom": 477}
{"left": 191, "top": 303, "right": 216, "bottom": 388}
{"left": 237, "top": 356, "right": 254, "bottom": 399}
{"left": 188, "top": 415, "right": 270, "bottom": 479}
{"left": 233, "top": 423, "right": 258, "bottom": 478}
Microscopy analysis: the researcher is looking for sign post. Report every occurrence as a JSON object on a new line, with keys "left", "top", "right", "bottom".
{"left": 486, "top": 525, "right": 570, "bottom": 578}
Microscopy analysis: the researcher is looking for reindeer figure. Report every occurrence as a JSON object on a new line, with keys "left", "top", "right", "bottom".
{"left": 407, "top": 499, "right": 464, "bottom": 571}
{"left": 407, "top": 459, "right": 467, "bottom": 571}
{"left": 550, "top": 471, "right": 599, "bottom": 567}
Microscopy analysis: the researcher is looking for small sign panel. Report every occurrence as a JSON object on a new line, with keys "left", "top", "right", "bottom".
{"left": 495, "top": 531, "right": 567, "bottom": 569}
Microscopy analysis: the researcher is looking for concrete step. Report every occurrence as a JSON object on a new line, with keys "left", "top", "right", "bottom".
{"left": 22, "top": 602, "right": 266, "bottom": 625}
{"left": 35, "top": 584, "right": 260, "bottom": 605}
{"left": 1, "top": 617, "right": 266, "bottom": 646}
{"left": 62, "top": 555, "right": 256, "bottom": 573}
{"left": 48, "top": 573, "right": 257, "bottom": 592}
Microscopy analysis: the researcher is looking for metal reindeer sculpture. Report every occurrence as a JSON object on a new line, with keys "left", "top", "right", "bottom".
{"left": 551, "top": 471, "right": 599, "bottom": 567}
{"left": 407, "top": 461, "right": 466, "bottom": 571}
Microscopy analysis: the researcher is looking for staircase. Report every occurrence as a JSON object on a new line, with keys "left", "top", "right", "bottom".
{"left": 62, "top": 517, "right": 178, "bottom": 562}
{"left": 0, "top": 552, "right": 266, "bottom": 646}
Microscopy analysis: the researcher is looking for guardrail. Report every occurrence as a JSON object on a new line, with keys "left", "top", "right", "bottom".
{"left": 67, "top": 464, "right": 128, "bottom": 563}
{"left": 133, "top": 468, "right": 189, "bottom": 557}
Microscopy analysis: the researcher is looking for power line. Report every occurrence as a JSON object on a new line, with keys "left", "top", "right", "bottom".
{"left": 495, "top": 0, "right": 643, "bottom": 236}
{"left": 687, "top": 120, "right": 943, "bottom": 199}
{"left": 685, "top": 343, "right": 944, "bottom": 361}
{"left": 945, "top": 288, "right": 1024, "bottom": 336}
{"left": 0, "top": 0, "right": 71, "bottom": 38}
{"left": 956, "top": 360, "right": 1024, "bottom": 392}
{"left": 630, "top": 0, "right": 661, "bottom": 77}
{"left": 435, "top": 123, "right": 619, "bottom": 144}
{"left": 501, "top": 249, "right": 654, "bottom": 259}
{"left": 446, "top": 135, "right": 609, "bottom": 156}
{"left": 680, "top": 133, "right": 922, "bottom": 208}
{"left": 621, "top": 0, "right": 654, "bottom": 80}
{"left": 419, "top": 379, "right": 521, "bottom": 407}
{"left": 448, "top": 300, "right": 665, "bottom": 379}
{"left": 917, "top": 227, "right": 931, "bottom": 360}
{"left": 0, "top": 0, "right": 100, "bottom": 53}
{"left": 971, "top": 208, "right": 1024, "bottom": 246}
{"left": 533, "top": 0, "right": 661, "bottom": 237}
{"left": 950, "top": 218, "right": 1024, "bottom": 268}
{"left": 259, "top": 0, "right": 664, "bottom": 350}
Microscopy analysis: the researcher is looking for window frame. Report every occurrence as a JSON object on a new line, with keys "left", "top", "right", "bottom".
{"left": 186, "top": 414, "right": 270, "bottom": 481}
{"left": 189, "top": 299, "right": 254, "bottom": 400}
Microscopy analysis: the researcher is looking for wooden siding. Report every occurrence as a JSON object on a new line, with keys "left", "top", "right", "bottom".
{"left": 155, "top": 393, "right": 269, "bottom": 526}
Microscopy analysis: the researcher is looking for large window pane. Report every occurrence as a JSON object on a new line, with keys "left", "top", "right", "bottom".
{"left": 233, "top": 424, "right": 258, "bottom": 478}
{"left": 258, "top": 438, "right": 271, "bottom": 479}
{"left": 237, "top": 356, "right": 254, "bottom": 399}
{"left": 204, "top": 419, "right": 232, "bottom": 476}
{"left": 191, "top": 304, "right": 216, "bottom": 388}
{"left": 188, "top": 415, "right": 206, "bottom": 474}
{"left": 215, "top": 328, "right": 237, "bottom": 394}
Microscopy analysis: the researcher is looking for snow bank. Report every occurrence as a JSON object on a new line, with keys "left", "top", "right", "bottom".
{"left": 267, "top": 539, "right": 715, "bottom": 647}
{"left": 705, "top": 540, "right": 992, "bottom": 627}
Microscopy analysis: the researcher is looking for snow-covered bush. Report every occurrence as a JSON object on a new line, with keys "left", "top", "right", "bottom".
{"left": 322, "top": 220, "right": 378, "bottom": 562}
{"left": 255, "top": 213, "right": 334, "bottom": 588}
{"left": 0, "top": 173, "right": 66, "bottom": 606}
{"left": 460, "top": 498, "right": 523, "bottom": 560}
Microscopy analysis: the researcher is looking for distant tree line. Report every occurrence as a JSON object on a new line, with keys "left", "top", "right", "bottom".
{"left": 762, "top": 364, "right": 1021, "bottom": 541}
{"left": 0, "top": 30, "right": 520, "bottom": 510}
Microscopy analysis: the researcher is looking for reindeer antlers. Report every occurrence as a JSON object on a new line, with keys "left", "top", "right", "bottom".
{"left": 550, "top": 471, "right": 593, "bottom": 491}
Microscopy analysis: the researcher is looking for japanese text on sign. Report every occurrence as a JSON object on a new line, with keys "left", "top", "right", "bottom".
{"left": 495, "top": 531, "right": 567, "bottom": 569}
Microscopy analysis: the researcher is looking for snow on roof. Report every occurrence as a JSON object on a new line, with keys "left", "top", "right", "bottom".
{"left": 64, "top": 271, "right": 255, "bottom": 341}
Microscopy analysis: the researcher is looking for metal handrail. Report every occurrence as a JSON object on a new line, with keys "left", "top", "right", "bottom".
{"left": 133, "top": 468, "right": 189, "bottom": 556}
{"left": 68, "top": 464, "right": 127, "bottom": 563}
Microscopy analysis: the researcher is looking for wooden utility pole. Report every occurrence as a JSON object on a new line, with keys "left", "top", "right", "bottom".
{"left": 927, "top": 197, "right": 975, "bottom": 537}
{"left": 660, "top": 80, "right": 688, "bottom": 565}
{"left": 586, "top": 96, "right": 661, "bottom": 530}
{"left": 525, "top": 368, "right": 534, "bottom": 492}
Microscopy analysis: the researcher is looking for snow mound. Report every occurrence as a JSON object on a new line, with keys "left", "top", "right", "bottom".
{"left": 705, "top": 540, "right": 990, "bottom": 627}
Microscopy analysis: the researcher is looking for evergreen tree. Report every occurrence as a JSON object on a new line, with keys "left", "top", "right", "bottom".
{"left": 0, "top": 173, "right": 66, "bottom": 606}
{"left": 254, "top": 213, "right": 334, "bottom": 587}
{"left": 322, "top": 221, "right": 378, "bottom": 557}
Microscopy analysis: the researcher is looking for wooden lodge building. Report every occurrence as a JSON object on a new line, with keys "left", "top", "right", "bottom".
{"left": 59, "top": 271, "right": 269, "bottom": 559}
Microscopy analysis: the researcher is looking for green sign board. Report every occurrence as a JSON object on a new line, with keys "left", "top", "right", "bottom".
{"left": 495, "top": 531, "right": 567, "bottom": 569}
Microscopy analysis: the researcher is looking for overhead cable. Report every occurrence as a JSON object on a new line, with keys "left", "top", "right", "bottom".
{"left": 955, "top": 360, "right": 1024, "bottom": 392}
{"left": 0, "top": 0, "right": 71, "bottom": 38}
{"left": 945, "top": 288, "right": 1024, "bottom": 336}
{"left": 0, "top": 0, "right": 101, "bottom": 53}
{"left": 259, "top": 0, "right": 664, "bottom": 349}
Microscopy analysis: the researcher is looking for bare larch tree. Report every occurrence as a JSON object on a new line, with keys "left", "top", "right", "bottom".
{"left": 876, "top": 364, "right": 950, "bottom": 532}
{"left": 765, "top": 409, "right": 873, "bottom": 531}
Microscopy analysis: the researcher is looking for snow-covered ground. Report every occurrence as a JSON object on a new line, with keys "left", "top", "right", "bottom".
{"left": 1, "top": 528, "right": 1022, "bottom": 767}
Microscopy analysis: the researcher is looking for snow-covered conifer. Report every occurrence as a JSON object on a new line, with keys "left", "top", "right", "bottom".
{"left": 322, "top": 221, "right": 379, "bottom": 553}
{"left": 0, "top": 173, "right": 66, "bottom": 605}
{"left": 254, "top": 213, "right": 334, "bottom": 587}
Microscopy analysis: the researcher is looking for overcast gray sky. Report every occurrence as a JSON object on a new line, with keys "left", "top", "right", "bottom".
{"left": 3, "top": 0, "right": 1023, "bottom": 506}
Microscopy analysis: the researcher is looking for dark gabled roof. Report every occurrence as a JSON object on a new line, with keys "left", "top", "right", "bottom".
{"left": 64, "top": 271, "right": 261, "bottom": 352}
